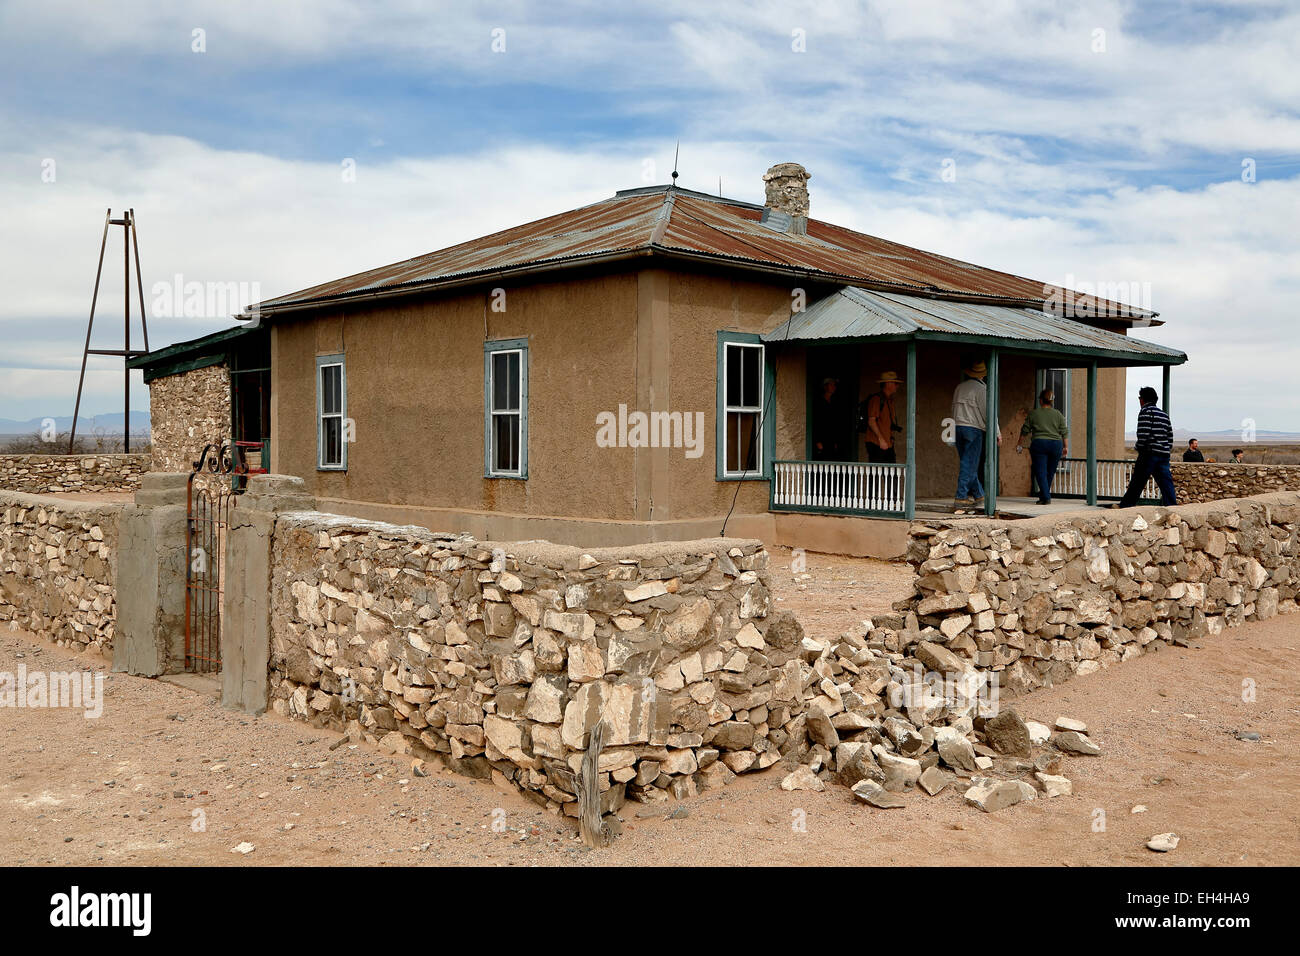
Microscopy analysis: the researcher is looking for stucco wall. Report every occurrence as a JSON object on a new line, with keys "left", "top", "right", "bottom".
{"left": 903, "top": 345, "right": 1036, "bottom": 500}
{"left": 1067, "top": 366, "right": 1128, "bottom": 459}
{"left": 267, "top": 265, "right": 1137, "bottom": 545}
{"left": 272, "top": 273, "right": 642, "bottom": 524}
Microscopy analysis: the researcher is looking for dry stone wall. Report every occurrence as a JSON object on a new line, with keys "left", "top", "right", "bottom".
{"left": 267, "top": 512, "right": 814, "bottom": 813}
{"left": 148, "top": 363, "right": 230, "bottom": 472}
{"left": 0, "top": 454, "right": 148, "bottom": 494}
{"left": 890, "top": 491, "right": 1300, "bottom": 697}
{"left": 0, "top": 490, "right": 121, "bottom": 652}
{"left": 1170, "top": 462, "right": 1300, "bottom": 504}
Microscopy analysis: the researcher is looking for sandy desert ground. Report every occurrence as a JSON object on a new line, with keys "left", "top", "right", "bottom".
{"left": 2, "top": 546, "right": 1296, "bottom": 867}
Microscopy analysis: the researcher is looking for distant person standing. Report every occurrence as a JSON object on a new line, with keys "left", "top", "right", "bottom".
{"left": 1018, "top": 388, "right": 1069, "bottom": 504}
{"left": 812, "top": 377, "right": 846, "bottom": 461}
{"left": 951, "top": 360, "right": 1001, "bottom": 508}
{"left": 858, "top": 371, "right": 903, "bottom": 463}
{"left": 1116, "top": 386, "right": 1177, "bottom": 507}
{"left": 1230, "top": 448, "right": 1245, "bottom": 463}
{"left": 1182, "top": 438, "right": 1205, "bottom": 462}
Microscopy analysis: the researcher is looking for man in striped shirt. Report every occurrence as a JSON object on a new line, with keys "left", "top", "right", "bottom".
{"left": 1116, "top": 386, "right": 1178, "bottom": 507}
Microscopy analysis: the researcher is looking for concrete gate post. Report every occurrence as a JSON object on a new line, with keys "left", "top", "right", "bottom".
{"left": 115, "top": 472, "right": 190, "bottom": 676}
{"left": 222, "top": 474, "right": 316, "bottom": 715}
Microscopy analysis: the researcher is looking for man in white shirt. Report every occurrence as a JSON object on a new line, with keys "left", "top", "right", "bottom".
{"left": 951, "top": 360, "right": 1001, "bottom": 508}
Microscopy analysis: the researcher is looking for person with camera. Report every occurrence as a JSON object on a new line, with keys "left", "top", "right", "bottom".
{"left": 859, "top": 371, "right": 904, "bottom": 463}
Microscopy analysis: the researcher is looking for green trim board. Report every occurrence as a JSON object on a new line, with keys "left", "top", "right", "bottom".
{"left": 1086, "top": 362, "right": 1098, "bottom": 506}
{"left": 764, "top": 330, "right": 1185, "bottom": 367}
{"left": 138, "top": 352, "right": 225, "bottom": 383}
{"left": 762, "top": 324, "right": 1185, "bottom": 368}
{"left": 127, "top": 324, "right": 266, "bottom": 381}
{"left": 905, "top": 339, "right": 917, "bottom": 519}
{"left": 984, "top": 349, "right": 999, "bottom": 516}
{"left": 760, "top": 286, "right": 1185, "bottom": 367}
{"left": 767, "top": 502, "right": 908, "bottom": 519}
{"left": 768, "top": 459, "right": 908, "bottom": 518}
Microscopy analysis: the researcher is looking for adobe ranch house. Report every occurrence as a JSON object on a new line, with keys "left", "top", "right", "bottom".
{"left": 137, "top": 163, "right": 1184, "bottom": 557}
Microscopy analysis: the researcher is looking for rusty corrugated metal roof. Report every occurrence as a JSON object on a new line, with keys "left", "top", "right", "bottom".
{"left": 251, "top": 185, "right": 1158, "bottom": 323}
{"left": 761, "top": 287, "right": 1185, "bottom": 365}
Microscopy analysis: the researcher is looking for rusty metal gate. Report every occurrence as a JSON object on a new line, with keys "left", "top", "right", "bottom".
{"left": 184, "top": 444, "right": 247, "bottom": 673}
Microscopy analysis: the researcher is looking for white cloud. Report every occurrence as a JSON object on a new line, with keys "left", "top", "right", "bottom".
{"left": 3, "top": 121, "right": 1298, "bottom": 431}
{"left": 1, "top": 0, "right": 1298, "bottom": 433}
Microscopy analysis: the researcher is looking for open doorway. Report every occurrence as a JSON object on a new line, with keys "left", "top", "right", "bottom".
{"left": 806, "top": 346, "right": 859, "bottom": 461}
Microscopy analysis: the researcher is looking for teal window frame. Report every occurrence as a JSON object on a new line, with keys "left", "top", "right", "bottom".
{"left": 316, "top": 352, "right": 346, "bottom": 472}
{"left": 484, "top": 338, "right": 528, "bottom": 479}
{"left": 1035, "top": 366, "right": 1072, "bottom": 472}
{"left": 1036, "top": 366, "right": 1072, "bottom": 424}
{"left": 716, "top": 332, "right": 774, "bottom": 481}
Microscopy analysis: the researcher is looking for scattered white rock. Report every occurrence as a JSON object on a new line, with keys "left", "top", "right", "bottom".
{"left": 852, "top": 779, "right": 906, "bottom": 808}
{"left": 964, "top": 779, "right": 1036, "bottom": 813}
{"left": 780, "top": 765, "right": 825, "bottom": 792}
{"left": 1026, "top": 721, "right": 1052, "bottom": 745}
{"left": 1146, "top": 832, "right": 1180, "bottom": 852}
{"left": 1034, "top": 772, "right": 1072, "bottom": 797}
{"left": 1054, "top": 730, "right": 1101, "bottom": 755}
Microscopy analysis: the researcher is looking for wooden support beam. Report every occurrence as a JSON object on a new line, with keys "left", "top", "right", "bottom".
{"left": 984, "top": 349, "right": 999, "bottom": 516}
{"left": 905, "top": 340, "right": 917, "bottom": 519}
{"left": 1087, "top": 362, "right": 1098, "bottom": 506}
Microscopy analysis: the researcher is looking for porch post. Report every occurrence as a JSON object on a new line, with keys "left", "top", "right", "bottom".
{"left": 1086, "top": 361, "right": 1098, "bottom": 506}
{"left": 984, "top": 349, "right": 999, "bottom": 516}
{"left": 905, "top": 339, "right": 916, "bottom": 519}
{"left": 1162, "top": 364, "right": 1171, "bottom": 414}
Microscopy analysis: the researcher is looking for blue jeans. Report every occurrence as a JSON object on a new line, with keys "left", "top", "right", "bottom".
{"left": 1029, "top": 438, "right": 1064, "bottom": 502}
{"left": 1119, "top": 451, "right": 1178, "bottom": 507}
{"left": 955, "top": 426, "right": 985, "bottom": 500}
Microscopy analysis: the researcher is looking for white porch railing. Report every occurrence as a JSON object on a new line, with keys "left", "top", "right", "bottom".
{"left": 770, "top": 460, "right": 908, "bottom": 516}
{"left": 1047, "top": 457, "right": 1159, "bottom": 502}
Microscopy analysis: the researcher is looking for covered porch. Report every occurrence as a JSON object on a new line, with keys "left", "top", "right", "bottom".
{"left": 760, "top": 287, "right": 1186, "bottom": 520}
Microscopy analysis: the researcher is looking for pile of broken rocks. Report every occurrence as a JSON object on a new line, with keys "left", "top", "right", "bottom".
{"left": 778, "top": 627, "right": 1102, "bottom": 812}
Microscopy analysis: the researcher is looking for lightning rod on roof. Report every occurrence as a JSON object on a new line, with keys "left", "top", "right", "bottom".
{"left": 671, "top": 141, "right": 679, "bottom": 187}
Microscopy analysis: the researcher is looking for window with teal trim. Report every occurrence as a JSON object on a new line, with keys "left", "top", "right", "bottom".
{"left": 316, "top": 353, "right": 346, "bottom": 471}
{"left": 720, "top": 339, "right": 766, "bottom": 478}
{"left": 485, "top": 339, "right": 528, "bottom": 478}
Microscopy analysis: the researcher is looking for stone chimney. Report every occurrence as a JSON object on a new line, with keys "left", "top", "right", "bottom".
{"left": 761, "top": 163, "right": 811, "bottom": 235}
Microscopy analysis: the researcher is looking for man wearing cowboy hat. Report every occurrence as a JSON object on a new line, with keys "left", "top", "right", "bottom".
{"left": 951, "top": 360, "right": 1001, "bottom": 508}
{"left": 858, "top": 370, "right": 904, "bottom": 463}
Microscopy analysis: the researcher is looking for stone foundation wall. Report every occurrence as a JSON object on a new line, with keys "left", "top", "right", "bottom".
{"left": 1171, "top": 462, "right": 1300, "bottom": 504}
{"left": 267, "top": 512, "right": 815, "bottom": 813}
{"left": 0, "top": 454, "right": 149, "bottom": 494}
{"left": 892, "top": 492, "right": 1300, "bottom": 696}
{"left": 148, "top": 363, "right": 230, "bottom": 472}
{"left": 0, "top": 490, "right": 122, "bottom": 652}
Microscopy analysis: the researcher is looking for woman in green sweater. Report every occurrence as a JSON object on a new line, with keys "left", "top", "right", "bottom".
{"left": 1019, "top": 389, "right": 1069, "bottom": 504}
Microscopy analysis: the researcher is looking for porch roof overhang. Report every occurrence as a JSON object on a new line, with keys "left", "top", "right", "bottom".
{"left": 762, "top": 287, "right": 1187, "bottom": 367}
{"left": 126, "top": 323, "right": 267, "bottom": 382}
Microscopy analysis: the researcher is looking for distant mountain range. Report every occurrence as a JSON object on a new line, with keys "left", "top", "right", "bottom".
{"left": 0, "top": 411, "right": 151, "bottom": 437}
{"left": 1123, "top": 428, "right": 1300, "bottom": 444}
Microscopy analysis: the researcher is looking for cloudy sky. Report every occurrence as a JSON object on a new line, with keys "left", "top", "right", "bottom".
{"left": 2, "top": 0, "right": 1297, "bottom": 433}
